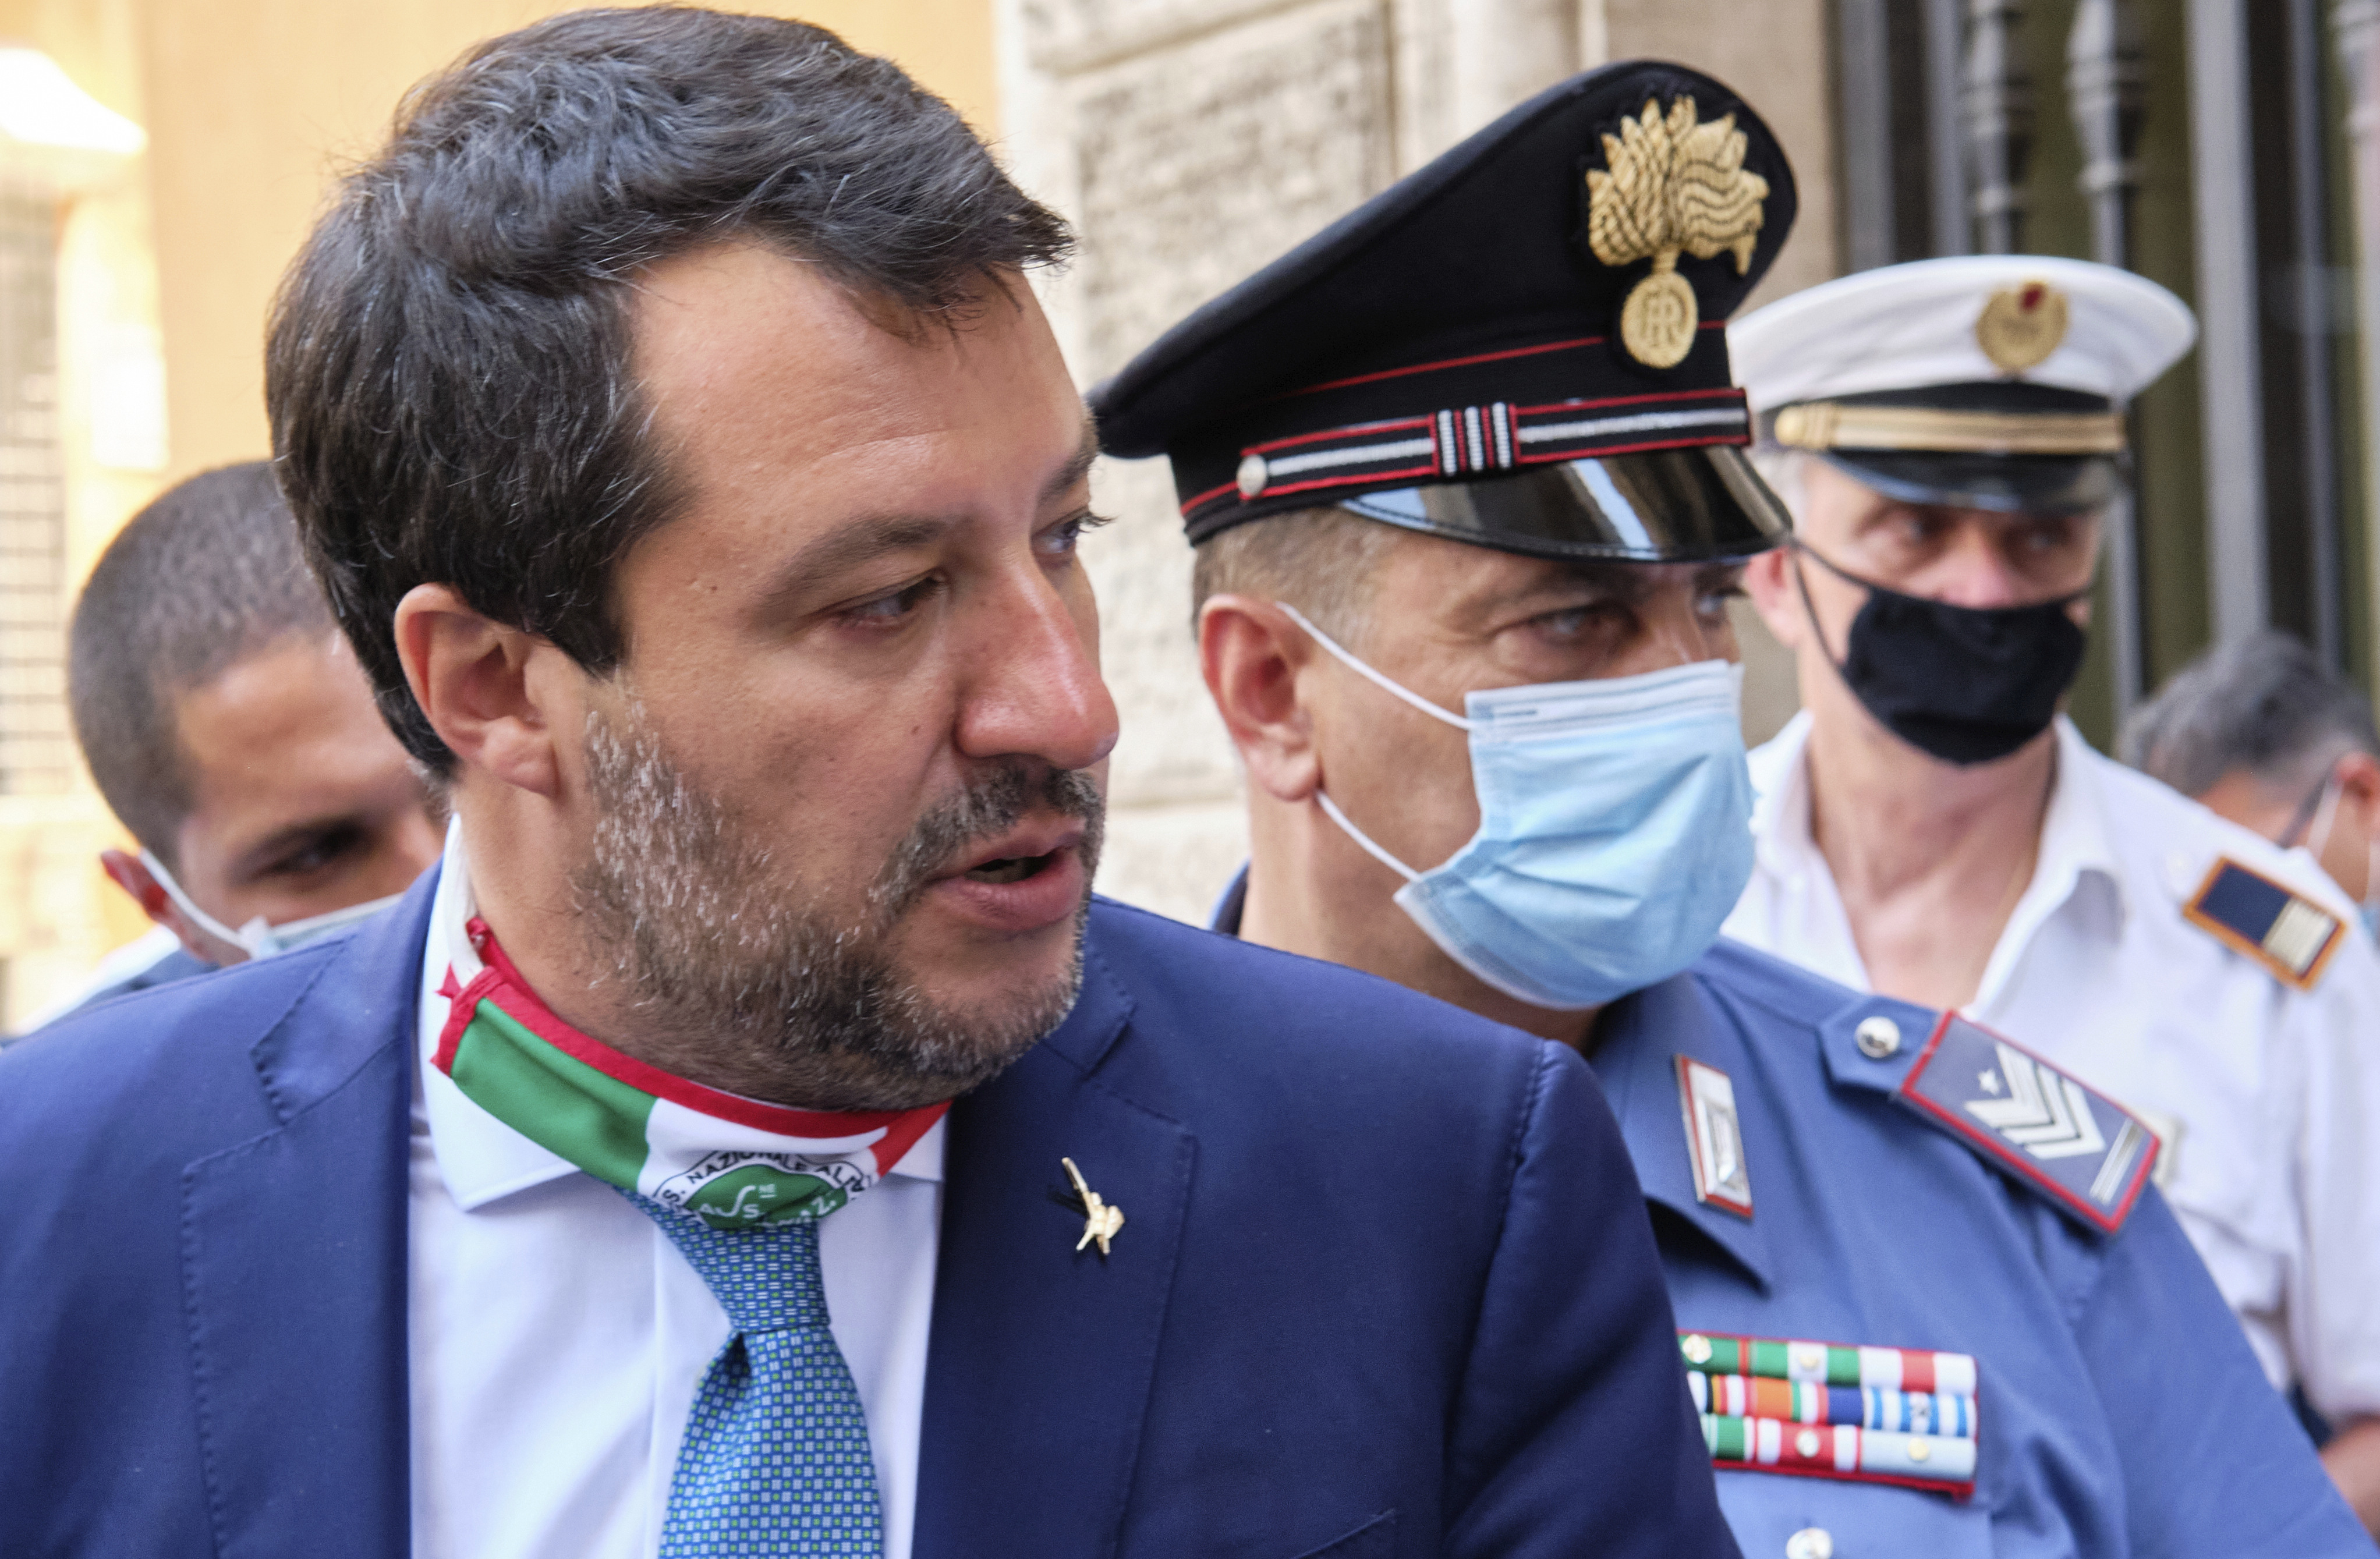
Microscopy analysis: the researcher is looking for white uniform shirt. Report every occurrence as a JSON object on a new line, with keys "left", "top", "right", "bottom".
{"left": 1727, "top": 713, "right": 2380, "bottom": 1423}
{"left": 408, "top": 826, "right": 943, "bottom": 1558}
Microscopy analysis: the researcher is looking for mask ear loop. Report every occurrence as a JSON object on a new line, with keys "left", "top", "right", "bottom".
{"left": 137, "top": 849, "right": 270, "bottom": 958}
{"left": 1273, "top": 602, "right": 1463, "bottom": 882}
{"left": 2299, "top": 758, "right": 2380, "bottom": 921}
{"left": 2300, "top": 766, "right": 2344, "bottom": 859}
{"left": 1313, "top": 791, "right": 1423, "bottom": 883}
{"left": 1273, "top": 603, "right": 1476, "bottom": 731}
{"left": 1784, "top": 536, "right": 1855, "bottom": 671}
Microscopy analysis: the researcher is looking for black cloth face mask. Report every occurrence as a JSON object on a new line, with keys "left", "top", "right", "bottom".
{"left": 1791, "top": 540, "right": 2089, "bottom": 766}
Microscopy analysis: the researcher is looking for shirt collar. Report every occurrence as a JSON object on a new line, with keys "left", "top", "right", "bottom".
{"left": 416, "top": 821, "right": 944, "bottom": 1213}
{"left": 1747, "top": 709, "right": 1816, "bottom": 884}
{"left": 1210, "top": 866, "right": 1250, "bottom": 936}
{"left": 1751, "top": 710, "right": 2129, "bottom": 1002}
{"left": 1968, "top": 717, "right": 2128, "bottom": 1007}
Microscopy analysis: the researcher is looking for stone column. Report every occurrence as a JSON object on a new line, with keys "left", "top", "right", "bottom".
{"left": 2337, "top": 0, "right": 2380, "bottom": 688}
{"left": 1002, "top": 0, "right": 1407, "bottom": 920}
{"left": 2067, "top": 0, "right": 2149, "bottom": 715}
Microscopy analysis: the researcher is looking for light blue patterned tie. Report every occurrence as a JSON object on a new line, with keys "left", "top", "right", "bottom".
{"left": 625, "top": 1190, "right": 884, "bottom": 1557}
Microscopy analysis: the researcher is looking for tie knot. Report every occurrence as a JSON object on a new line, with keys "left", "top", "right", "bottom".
{"left": 622, "top": 1189, "right": 833, "bottom": 1334}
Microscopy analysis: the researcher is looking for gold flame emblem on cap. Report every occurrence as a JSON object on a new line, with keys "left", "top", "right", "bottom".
{"left": 1585, "top": 97, "right": 1770, "bottom": 370}
{"left": 1975, "top": 280, "right": 2070, "bottom": 373}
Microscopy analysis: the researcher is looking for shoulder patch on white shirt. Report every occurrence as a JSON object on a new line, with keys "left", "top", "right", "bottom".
{"left": 2182, "top": 856, "right": 2345, "bottom": 991}
{"left": 1894, "top": 1014, "right": 2158, "bottom": 1234}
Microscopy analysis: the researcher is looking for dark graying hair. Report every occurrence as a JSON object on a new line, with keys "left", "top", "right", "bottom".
{"left": 1190, "top": 507, "right": 1401, "bottom": 649}
{"left": 2122, "top": 629, "right": 2380, "bottom": 798}
{"left": 267, "top": 6, "right": 1072, "bottom": 771}
{"left": 68, "top": 462, "right": 333, "bottom": 867}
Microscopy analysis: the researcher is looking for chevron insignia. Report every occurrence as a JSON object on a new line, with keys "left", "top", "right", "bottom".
{"left": 1894, "top": 1014, "right": 2156, "bottom": 1234}
{"left": 2183, "top": 856, "right": 2345, "bottom": 991}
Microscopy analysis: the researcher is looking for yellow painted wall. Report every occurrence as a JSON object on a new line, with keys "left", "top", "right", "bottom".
{"left": 0, "top": 0, "right": 169, "bottom": 1018}
{"left": 139, "top": 0, "right": 1000, "bottom": 486}
{"left": 0, "top": 2, "right": 994, "bottom": 1022}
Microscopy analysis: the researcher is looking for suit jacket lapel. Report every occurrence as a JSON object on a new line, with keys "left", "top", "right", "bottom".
{"left": 179, "top": 871, "right": 435, "bottom": 1559}
{"left": 913, "top": 943, "right": 1195, "bottom": 1559}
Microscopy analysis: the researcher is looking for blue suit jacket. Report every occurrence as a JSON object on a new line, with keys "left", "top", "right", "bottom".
{"left": 0, "top": 873, "right": 1735, "bottom": 1559}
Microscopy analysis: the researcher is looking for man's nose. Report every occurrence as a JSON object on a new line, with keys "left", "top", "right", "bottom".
{"left": 1612, "top": 580, "right": 1733, "bottom": 677}
{"left": 1923, "top": 530, "right": 2035, "bottom": 610}
{"left": 954, "top": 565, "right": 1120, "bottom": 775}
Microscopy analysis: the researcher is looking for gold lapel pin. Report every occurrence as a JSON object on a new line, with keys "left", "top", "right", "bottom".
{"left": 1062, "top": 1157, "right": 1124, "bottom": 1257}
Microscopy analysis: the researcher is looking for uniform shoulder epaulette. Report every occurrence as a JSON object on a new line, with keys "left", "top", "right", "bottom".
{"left": 1892, "top": 1014, "right": 2156, "bottom": 1234}
{"left": 2182, "top": 855, "right": 2346, "bottom": 991}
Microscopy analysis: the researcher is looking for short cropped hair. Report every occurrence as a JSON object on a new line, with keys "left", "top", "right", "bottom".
{"left": 268, "top": 6, "right": 1072, "bottom": 770}
{"left": 2123, "top": 629, "right": 2380, "bottom": 799}
{"left": 1190, "top": 509, "right": 1400, "bottom": 650}
{"left": 68, "top": 463, "right": 333, "bottom": 867}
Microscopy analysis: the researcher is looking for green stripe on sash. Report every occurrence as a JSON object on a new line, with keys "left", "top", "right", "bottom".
{"left": 448, "top": 1000, "right": 656, "bottom": 1192}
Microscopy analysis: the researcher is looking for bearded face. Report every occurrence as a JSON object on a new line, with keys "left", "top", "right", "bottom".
{"left": 570, "top": 701, "right": 1104, "bottom": 1111}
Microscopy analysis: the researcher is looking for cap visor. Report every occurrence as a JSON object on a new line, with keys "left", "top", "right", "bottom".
{"left": 1822, "top": 450, "right": 2122, "bottom": 516}
{"left": 1338, "top": 445, "right": 1790, "bottom": 562}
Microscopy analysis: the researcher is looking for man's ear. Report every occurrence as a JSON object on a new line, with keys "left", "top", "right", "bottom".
{"left": 100, "top": 848, "right": 170, "bottom": 924}
{"left": 393, "top": 584, "right": 572, "bottom": 799}
{"left": 1742, "top": 545, "right": 1807, "bottom": 650}
{"left": 1198, "top": 594, "right": 1322, "bottom": 804}
{"left": 98, "top": 848, "right": 239, "bottom": 964}
{"left": 2336, "top": 749, "right": 2380, "bottom": 826}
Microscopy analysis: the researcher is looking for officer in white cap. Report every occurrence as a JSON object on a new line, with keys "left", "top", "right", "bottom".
{"left": 1724, "top": 254, "right": 2380, "bottom": 1530}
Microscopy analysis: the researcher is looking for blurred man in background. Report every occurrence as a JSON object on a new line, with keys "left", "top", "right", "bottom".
{"left": 2126, "top": 629, "right": 2380, "bottom": 930}
{"left": 27, "top": 461, "right": 441, "bottom": 1025}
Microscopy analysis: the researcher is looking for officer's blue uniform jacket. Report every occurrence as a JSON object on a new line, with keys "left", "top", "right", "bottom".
{"left": 0, "top": 871, "right": 1737, "bottom": 1559}
{"left": 1602, "top": 940, "right": 2371, "bottom": 1557}
{"left": 1212, "top": 878, "right": 2371, "bottom": 1557}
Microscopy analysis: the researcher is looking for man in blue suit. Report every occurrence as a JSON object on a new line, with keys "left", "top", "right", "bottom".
{"left": 0, "top": 10, "right": 1731, "bottom": 1558}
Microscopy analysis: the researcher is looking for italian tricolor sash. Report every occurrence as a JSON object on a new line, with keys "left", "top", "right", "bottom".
{"left": 435, "top": 917, "right": 946, "bottom": 1230}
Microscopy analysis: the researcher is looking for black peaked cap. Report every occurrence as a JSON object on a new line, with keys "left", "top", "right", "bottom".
{"left": 1090, "top": 60, "right": 1798, "bottom": 552}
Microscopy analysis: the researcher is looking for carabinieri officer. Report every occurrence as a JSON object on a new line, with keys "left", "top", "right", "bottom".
{"left": 1090, "top": 60, "right": 2371, "bottom": 1558}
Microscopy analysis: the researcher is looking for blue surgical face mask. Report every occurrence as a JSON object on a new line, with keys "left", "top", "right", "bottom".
{"left": 139, "top": 848, "right": 401, "bottom": 962}
{"left": 1279, "top": 604, "right": 1756, "bottom": 1009}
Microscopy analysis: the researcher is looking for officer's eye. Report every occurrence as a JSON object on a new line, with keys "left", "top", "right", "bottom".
{"left": 1530, "top": 602, "right": 1624, "bottom": 642}
{"left": 1697, "top": 580, "right": 1746, "bottom": 619}
{"left": 260, "top": 824, "right": 364, "bottom": 880}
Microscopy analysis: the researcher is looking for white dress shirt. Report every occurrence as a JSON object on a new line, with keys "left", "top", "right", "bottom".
{"left": 1727, "top": 713, "right": 2380, "bottom": 1424}
{"left": 408, "top": 825, "right": 941, "bottom": 1558}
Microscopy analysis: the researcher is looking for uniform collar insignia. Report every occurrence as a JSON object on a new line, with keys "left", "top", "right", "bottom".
{"left": 1595, "top": 974, "right": 1773, "bottom": 1289}
{"left": 1893, "top": 1013, "right": 2155, "bottom": 1234}
{"left": 1676, "top": 1055, "right": 1752, "bottom": 1219}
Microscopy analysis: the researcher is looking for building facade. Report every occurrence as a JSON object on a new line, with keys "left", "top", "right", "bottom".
{"left": 5, "top": 0, "right": 2378, "bottom": 1010}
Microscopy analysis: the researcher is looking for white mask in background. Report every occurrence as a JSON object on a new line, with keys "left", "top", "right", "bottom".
{"left": 138, "top": 848, "right": 401, "bottom": 962}
{"left": 2296, "top": 773, "right": 2380, "bottom": 938}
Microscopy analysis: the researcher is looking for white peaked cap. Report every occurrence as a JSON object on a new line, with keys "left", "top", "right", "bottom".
{"left": 1729, "top": 254, "right": 2198, "bottom": 414}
